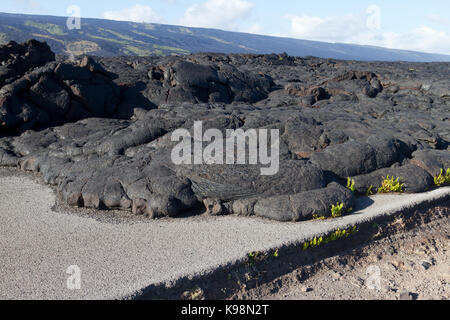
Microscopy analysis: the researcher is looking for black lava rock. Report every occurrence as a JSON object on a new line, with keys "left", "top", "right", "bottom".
{"left": 0, "top": 40, "right": 449, "bottom": 221}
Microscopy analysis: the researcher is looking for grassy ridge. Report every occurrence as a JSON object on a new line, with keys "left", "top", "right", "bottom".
{"left": 1, "top": 12, "right": 449, "bottom": 61}
{"left": 0, "top": 13, "right": 192, "bottom": 57}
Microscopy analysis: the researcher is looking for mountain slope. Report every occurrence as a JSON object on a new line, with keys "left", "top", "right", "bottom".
{"left": 0, "top": 12, "right": 449, "bottom": 61}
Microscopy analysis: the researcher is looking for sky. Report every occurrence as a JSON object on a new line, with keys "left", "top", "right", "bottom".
{"left": 3, "top": 0, "right": 450, "bottom": 54}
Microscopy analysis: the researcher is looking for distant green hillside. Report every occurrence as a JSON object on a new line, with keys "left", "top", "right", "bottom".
{"left": 0, "top": 12, "right": 191, "bottom": 57}
{"left": 0, "top": 11, "right": 449, "bottom": 61}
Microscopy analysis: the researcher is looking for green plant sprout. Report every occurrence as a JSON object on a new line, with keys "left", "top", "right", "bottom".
{"left": 313, "top": 203, "right": 352, "bottom": 221}
{"left": 312, "top": 213, "right": 326, "bottom": 220}
{"left": 248, "top": 251, "right": 259, "bottom": 259}
{"left": 347, "top": 177, "right": 356, "bottom": 192}
{"left": 302, "top": 226, "right": 359, "bottom": 250}
{"left": 366, "top": 185, "right": 374, "bottom": 196}
{"left": 331, "top": 202, "right": 344, "bottom": 218}
{"left": 434, "top": 168, "right": 450, "bottom": 187}
{"left": 378, "top": 176, "right": 405, "bottom": 194}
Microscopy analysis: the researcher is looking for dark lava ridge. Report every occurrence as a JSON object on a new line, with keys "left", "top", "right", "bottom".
{"left": 0, "top": 40, "right": 449, "bottom": 222}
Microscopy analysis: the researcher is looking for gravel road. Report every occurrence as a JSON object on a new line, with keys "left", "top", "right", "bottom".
{"left": 0, "top": 169, "right": 448, "bottom": 299}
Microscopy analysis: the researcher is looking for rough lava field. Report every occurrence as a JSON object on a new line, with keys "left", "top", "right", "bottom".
{"left": 0, "top": 40, "right": 449, "bottom": 222}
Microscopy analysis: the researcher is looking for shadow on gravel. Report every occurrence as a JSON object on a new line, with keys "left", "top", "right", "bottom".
{"left": 132, "top": 197, "right": 449, "bottom": 300}
{"left": 353, "top": 196, "right": 376, "bottom": 211}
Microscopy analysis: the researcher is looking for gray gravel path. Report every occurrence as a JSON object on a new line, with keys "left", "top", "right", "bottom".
{"left": 0, "top": 170, "right": 448, "bottom": 300}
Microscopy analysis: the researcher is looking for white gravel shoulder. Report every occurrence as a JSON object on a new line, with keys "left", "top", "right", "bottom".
{"left": 0, "top": 171, "right": 449, "bottom": 300}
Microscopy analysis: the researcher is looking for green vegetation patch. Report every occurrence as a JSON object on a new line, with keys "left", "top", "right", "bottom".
{"left": 153, "top": 49, "right": 164, "bottom": 56}
{"left": 6, "top": 25, "right": 21, "bottom": 32}
{"left": 66, "top": 41, "right": 101, "bottom": 56}
{"left": 346, "top": 177, "right": 356, "bottom": 193}
{"left": 207, "top": 36, "right": 232, "bottom": 45}
{"left": 98, "top": 28, "right": 135, "bottom": 42}
{"left": 131, "top": 30, "right": 157, "bottom": 40}
{"left": 31, "top": 33, "right": 65, "bottom": 44}
{"left": 87, "top": 34, "right": 127, "bottom": 44}
{"left": 312, "top": 202, "right": 352, "bottom": 221}
{"left": 331, "top": 202, "right": 344, "bottom": 218}
{"left": 124, "top": 45, "right": 152, "bottom": 56}
{"left": 378, "top": 176, "right": 405, "bottom": 194}
{"left": 153, "top": 44, "right": 189, "bottom": 53}
{"left": 434, "top": 168, "right": 450, "bottom": 187}
{"left": 366, "top": 185, "right": 374, "bottom": 196}
{"left": 24, "top": 20, "right": 66, "bottom": 36}
{"left": 302, "top": 226, "right": 359, "bottom": 250}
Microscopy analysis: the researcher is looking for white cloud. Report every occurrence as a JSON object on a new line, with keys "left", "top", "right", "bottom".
{"left": 363, "top": 26, "right": 450, "bottom": 54}
{"left": 14, "top": 0, "right": 41, "bottom": 9}
{"left": 286, "top": 6, "right": 450, "bottom": 55}
{"left": 427, "top": 14, "right": 450, "bottom": 26}
{"left": 366, "top": 5, "right": 381, "bottom": 30}
{"left": 103, "top": 4, "right": 162, "bottom": 23}
{"left": 348, "top": 26, "right": 450, "bottom": 55}
{"left": 288, "top": 14, "right": 366, "bottom": 42}
{"left": 244, "top": 23, "right": 262, "bottom": 34}
{"left": 179, "top": 0, "right": 254, "bottom": 30}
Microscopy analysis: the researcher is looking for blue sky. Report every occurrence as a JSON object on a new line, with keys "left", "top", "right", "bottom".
{"left": 3, "top": 0, "right": 450, "bottom": 54}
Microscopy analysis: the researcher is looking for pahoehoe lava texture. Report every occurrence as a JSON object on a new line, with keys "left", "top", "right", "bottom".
{"left": 0, "top": 40, "right": 449, "bottom": 222}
